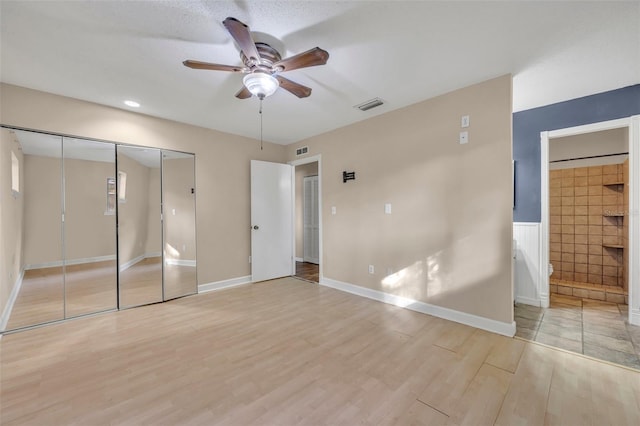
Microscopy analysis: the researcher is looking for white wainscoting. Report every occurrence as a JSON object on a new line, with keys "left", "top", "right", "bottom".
{"left": 513, "top": 222, "right": 547, "bottom": 307}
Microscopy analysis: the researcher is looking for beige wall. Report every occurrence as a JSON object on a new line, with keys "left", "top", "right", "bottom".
{"left": 287, "top": 75, "right": 513, "bottom": 324}
{"left": 0, "top": 128, "right": 24, "bottom": 316}
{"left": 1, "top": 83, "right": 287, "bottom": 285}
{"left": 64, "top": 157, "right": 116, "bottom": 261}
{"left": 22, "top": 155, "right": 63, "bottom": 266}
{"left": 295, "top": 162, "right": 318, "bottom": 259}
{"left": 117, "top": 152, "right": 156, "bottom": 265}
{"left": 145, "top": 166, "right": 162, "bottom": 255}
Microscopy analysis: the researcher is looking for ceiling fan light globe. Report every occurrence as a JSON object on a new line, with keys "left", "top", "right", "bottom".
{"left": 243, "top": 72, "right": 279, "bottom": 98}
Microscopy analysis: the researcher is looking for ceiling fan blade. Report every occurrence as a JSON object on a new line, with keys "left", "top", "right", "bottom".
{"left": 223, "top": 17, "right": 261, "bottom": 65}
{"left": 275, "top": 76, "right": 312, "bottom": 98}
{"left": 273, "top": 47, "right": 329, "bottom": 72}
{"left": 183, "top": 60, "right": 246, "bottom": 73}
{"left": 235, "top": 86, "right": 252, "bottom": 99}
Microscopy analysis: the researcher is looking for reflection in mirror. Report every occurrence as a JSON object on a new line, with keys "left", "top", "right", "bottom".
{"left": 162, "top": 151, "right": 197, "bottom": 300}
{"left": 1, "top": 129, "right": 64, "bottom": 330}
{"left": 63, "top": 138, "right": 117, "bottom": 318}
{"left": 117, "top": 146, "right": 163, "bottom": 308}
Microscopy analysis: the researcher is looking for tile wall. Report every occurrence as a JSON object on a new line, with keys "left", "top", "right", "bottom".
{"left": 550, "top": 164, "right": 626, "bottom": 287}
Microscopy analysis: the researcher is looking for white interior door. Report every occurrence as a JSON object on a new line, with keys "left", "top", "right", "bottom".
{"left": 251, "top": 160, "right": 293, "bottom": 282}
{"left": 303, "top": 175, "right": 319, "bottom": 264}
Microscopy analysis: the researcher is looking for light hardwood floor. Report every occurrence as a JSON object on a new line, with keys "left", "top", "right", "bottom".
{"left": 1, "top": 277, "right": 639, "bottom": 425}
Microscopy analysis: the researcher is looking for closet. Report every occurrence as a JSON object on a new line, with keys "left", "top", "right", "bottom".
{"left": 0, "top": 128, "right": 197, "bottom": 332}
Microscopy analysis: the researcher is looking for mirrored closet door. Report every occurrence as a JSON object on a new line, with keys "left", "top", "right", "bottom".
{"left": 3, "top": 130, "right": 65, "bottom": 330}
{"left": 63, "top": 138, "right": 118, "bottom": 318}
{"left": 162, "top": 151, "right": 197, "bottom": 300}
{"left": 117, "top": 145, "right": 163, "bottom": 308}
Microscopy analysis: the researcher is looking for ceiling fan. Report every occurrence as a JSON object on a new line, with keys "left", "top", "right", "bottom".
{"left": 183, "top": 17, "right": 329, "bottom": 100}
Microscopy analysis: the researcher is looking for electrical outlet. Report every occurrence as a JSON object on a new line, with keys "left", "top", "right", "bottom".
{"left": 461, "top": 115, "right": 470, "bottom": 128}
{"left": 368, "top": 265, "right": 375, "bottom": 274}
{"left": 459, "top": 131, "right": 469, "bottom": 144}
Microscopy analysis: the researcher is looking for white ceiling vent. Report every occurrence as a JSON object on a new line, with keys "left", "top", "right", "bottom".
{"left": 354, "top": 98, "right": 384, "bottom": 112}
{"left": 295, "top": 146, "right": 309, "bottom": 156}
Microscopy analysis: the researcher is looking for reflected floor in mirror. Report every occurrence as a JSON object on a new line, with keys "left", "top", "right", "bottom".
{"left": 164, "top": 263, "right": 197, "bottom": 300}
{"left": 7, "top": 261, "right": 117, "bottom": 331}
{"left": 119, "top": 257, "right": 163, "bottom": 308}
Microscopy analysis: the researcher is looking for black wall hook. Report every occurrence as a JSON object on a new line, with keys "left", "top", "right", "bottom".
{"left": 343, "top": 171, "right": 355, "bottom": 183}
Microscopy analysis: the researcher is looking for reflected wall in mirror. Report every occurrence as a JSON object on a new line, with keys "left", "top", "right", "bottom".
{"left": 117, "top": 146, "right": 163, "bottom": 308}
{"left": 63, "top": 138, "right": 117, "bottom": 318}
{"left": 1, "top": 129, "right": 64, "bottom": 330}
{"left": 162, "top": 151, "right": 197, "bottom": 300}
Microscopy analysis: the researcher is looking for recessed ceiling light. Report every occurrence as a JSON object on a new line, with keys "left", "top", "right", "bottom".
{"left": 124, "top": 100, "right": 140, "bottom": 108}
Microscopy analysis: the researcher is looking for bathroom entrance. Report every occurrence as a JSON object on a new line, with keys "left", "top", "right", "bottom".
{"left": 548, "top": 127, "right": 629, "bottom": 302}
{"left": 516, "top": 117, "right": 640, "bottom": 369}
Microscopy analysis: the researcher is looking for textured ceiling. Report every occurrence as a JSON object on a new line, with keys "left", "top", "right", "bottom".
{"left": 1, "top": 1, "right": 639, "bottom": 145}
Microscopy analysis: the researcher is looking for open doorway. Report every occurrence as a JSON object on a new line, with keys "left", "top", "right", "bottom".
{"left": 291, "top": 156, "right": 321, "bottom": 283}
{"left": 516, "top": 117, "right": 640, "bottom": 369}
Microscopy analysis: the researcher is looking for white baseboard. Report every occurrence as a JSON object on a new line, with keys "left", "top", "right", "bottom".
{"left": 295, "top": 257, "right": 304, "bottom": 262}
{"left": 25, "top": 254, "right": 117, "bottom": 270}
{"left": 321, "top": 277, "right": 516, "bottom": 337}
{"left": 1, "top": 269, "right": 24, "bottom": 332}
{"left": 199, "top": 275, "right": 251, "bottom": 293}
{"left": 515, "top": 295, "right": 542, "bottom": 307}
{"left": 165, "top": 259, "right": 196, "bottom": 267}
{"left": 119, "top": 252, "right": 161, "bottom": 272}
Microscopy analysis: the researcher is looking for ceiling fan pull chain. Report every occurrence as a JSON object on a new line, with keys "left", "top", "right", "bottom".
{"left": 259, "top": 97, "right": 263, "bottom": 151}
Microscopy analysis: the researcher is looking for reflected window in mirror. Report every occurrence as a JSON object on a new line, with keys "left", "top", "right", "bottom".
{"left": 118, "top": 171, "right": 127, "bottom": 202}
{"left": 11, "top": 151, "right": 19, "bottom": 196}
{"left": 106, "top": 177, "right": 116, "bottom": 215}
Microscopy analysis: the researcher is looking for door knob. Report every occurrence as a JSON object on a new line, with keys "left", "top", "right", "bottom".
{"left": 253, "top": 225, "right": 259, "bottom": 230}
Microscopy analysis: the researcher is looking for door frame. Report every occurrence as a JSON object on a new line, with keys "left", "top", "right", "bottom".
{"left": 289, "top": 155, "right": 322, "bottom": 282}
{"left": 540, "top": 115, "right": 639, "bottom": 325}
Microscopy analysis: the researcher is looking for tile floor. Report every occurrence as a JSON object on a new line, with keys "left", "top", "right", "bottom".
{"left": 515, "top": 293, "right": 640, "bottom": 370}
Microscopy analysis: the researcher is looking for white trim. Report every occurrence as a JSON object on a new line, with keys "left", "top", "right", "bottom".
{"left": 540, "top": 131, "right": 551, "bottom": 308}
{"left": 164, "top": 259, "right": 196, "bottom": 267}
{"left": 295, "top": 257, "right": 304, "bottom": 262}
{"left": 321, "top": 277, "right": 516, "bottom": 337}
{"left": 289, "top": 154, "right": 323, "bottom": 283}
{"left": 119, "top": 254, "right": 145, "bottom": 272}
{"left": 25, "top": 254, "right": 117, "bottom": 270}
{"left": 547, "top": 118, "right": 631, "bottom": 138}
{"left": 515, "top": 296, "right": 542, "bottom": 307}
{"left": 629, "top": 115, "right": 640, "bottom": 325}
{"left": 198, "top": 275, "right": 251, "bottom": 293}
{"left": 119, "top": 252, "right": 161, "bottom": 272}
{"left": 0, "top": 269, "right": 24, "bottom": 332}
{"left": 541, "top": 116, "right": 640, "bottom": 323}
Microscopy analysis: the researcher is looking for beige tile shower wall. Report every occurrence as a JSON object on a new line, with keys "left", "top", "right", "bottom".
{"left": 0, "top": 83, "right": 287, "bottom": 285}
{"left": 287, "top": 75, "right": 513, "bottom": 325}
{"left": 550, "top": 164, "right": 624, "bottom": 287}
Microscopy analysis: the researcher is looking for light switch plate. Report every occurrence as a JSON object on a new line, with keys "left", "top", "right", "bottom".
{"left": 385, "top": 203, "right": 392, "bottom": 214}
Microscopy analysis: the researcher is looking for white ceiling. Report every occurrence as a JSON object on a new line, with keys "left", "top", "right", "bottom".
{"left": 1, "top": 1, "right": 638, "bottom": 145}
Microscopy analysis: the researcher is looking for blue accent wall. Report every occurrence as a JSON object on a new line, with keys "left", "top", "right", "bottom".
{"left": 513, "top": 84, "right": 640, "bottom": 222}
